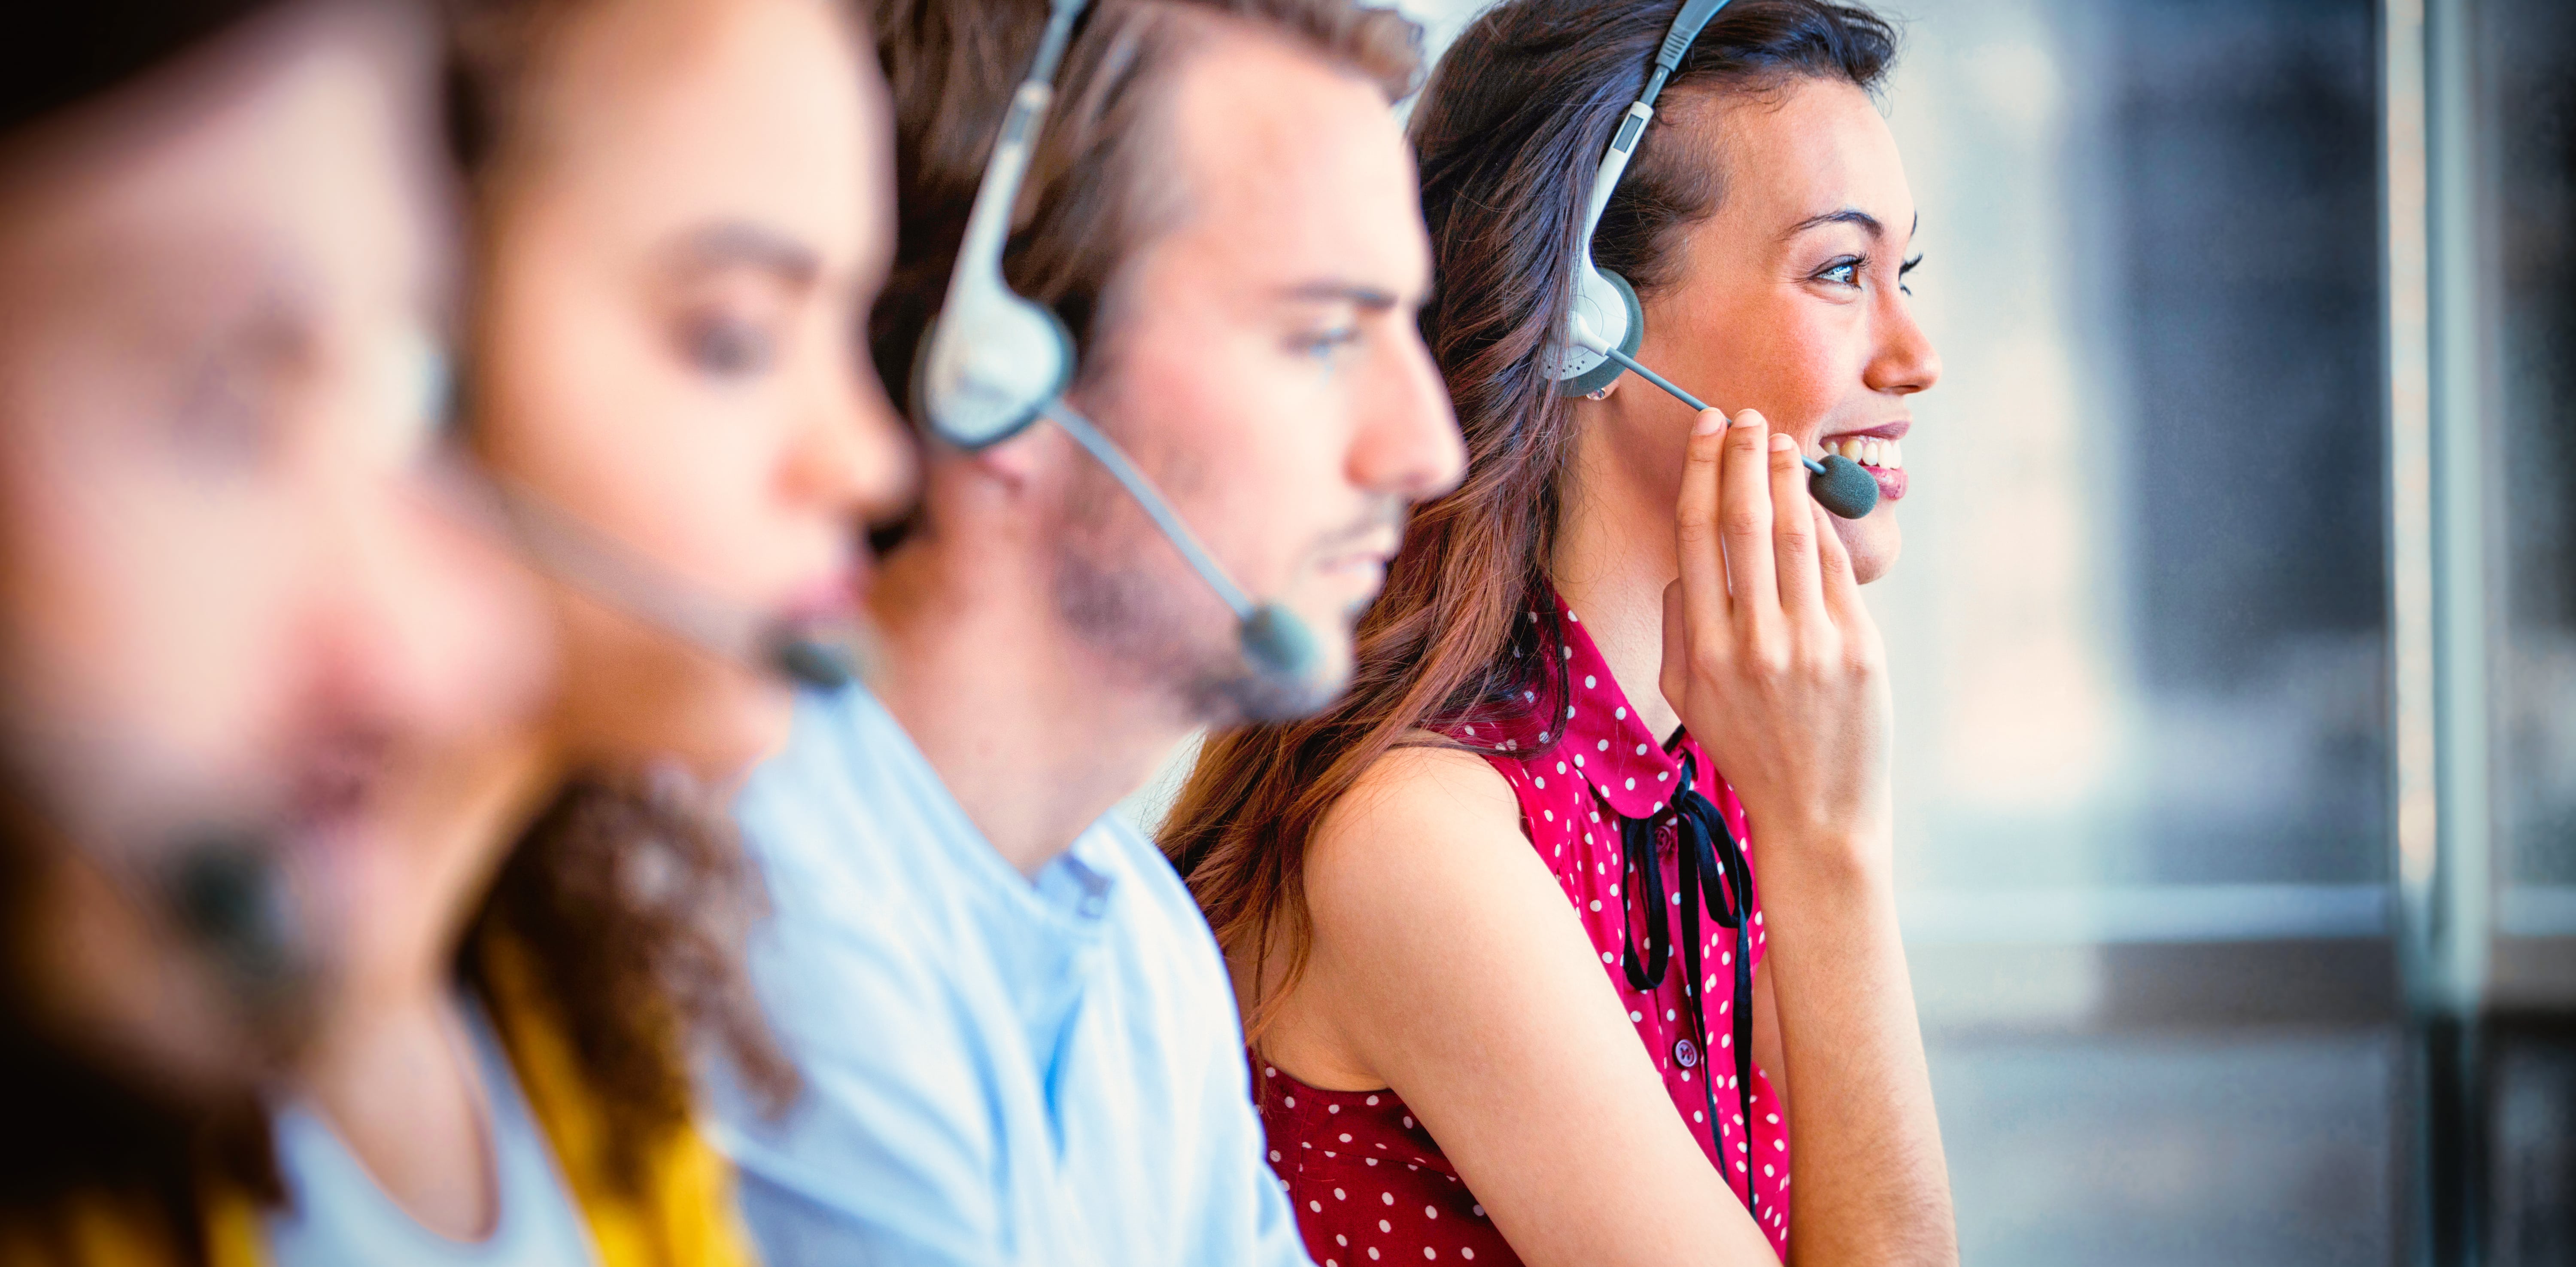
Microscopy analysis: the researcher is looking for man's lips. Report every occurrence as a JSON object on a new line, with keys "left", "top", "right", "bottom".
{"left": 1318, "top": 531, "right": 1401, "bottom": 577}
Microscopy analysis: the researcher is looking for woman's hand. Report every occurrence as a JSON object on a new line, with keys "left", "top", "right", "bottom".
{"left": 1659, "top": 407, "right": 1891, "bottom": 863}
{"left": 1662, "top": 408, "right": 1958, "bottom": 1265}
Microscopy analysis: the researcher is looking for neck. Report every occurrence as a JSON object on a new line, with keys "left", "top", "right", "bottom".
{"left": 1552, "top": 405, "right": 1684, "bottom": 741}
{"left": 301, "top": 962, "right": 494, "bottom": 1240}
{"left": 297, "top": 731, "right": 557, "bottom": 1241}
{"left": 870, "top": 526, "right": 1195, "bottom": 878}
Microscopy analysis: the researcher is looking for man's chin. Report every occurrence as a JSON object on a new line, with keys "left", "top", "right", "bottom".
{"left": 1183, "top": 639, "right": 1350, "bottom": 726}
{"left": 1190, "top": 659, "right": 1350, "bottom": 726}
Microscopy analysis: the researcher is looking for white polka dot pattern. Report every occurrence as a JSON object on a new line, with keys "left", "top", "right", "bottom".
{"left": 1256, "top": 594, "right": 1790, "bottom": 1265}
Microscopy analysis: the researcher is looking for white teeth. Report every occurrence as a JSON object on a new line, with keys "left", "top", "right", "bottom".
{"left": 1829, "top": 437, "right": 1905, "bottom": 469}
{"left": 1819, "top": 436, "right": 1909, "bottom": 469}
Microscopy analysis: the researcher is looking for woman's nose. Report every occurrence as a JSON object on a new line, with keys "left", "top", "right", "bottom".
{"left": 1869, "top": 291, "right": 1942, "bottom": 397}
{"left": 786, "top": 364, "right": 918, "bottom": 527}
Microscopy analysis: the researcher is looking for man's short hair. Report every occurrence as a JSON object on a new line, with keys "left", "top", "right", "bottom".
{"left": 865, "top": 0, "right": 1422, "bottom": 414}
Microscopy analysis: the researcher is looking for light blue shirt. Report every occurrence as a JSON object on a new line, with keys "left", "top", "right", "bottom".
{"left": 268, "top": 999, "right": 598, "bottom": 1267}
{"left": 702, "top": 687, "right": 1312, "bottom": 1267}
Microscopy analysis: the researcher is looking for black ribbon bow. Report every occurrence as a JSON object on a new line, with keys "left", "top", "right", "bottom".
{"left": 1616, "top": 744, "right": 1762, "bottom": 1225}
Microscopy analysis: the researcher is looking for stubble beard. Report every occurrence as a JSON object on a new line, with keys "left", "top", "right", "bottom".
{"left": 1048, "top": 539, "right": 1338, "bottom": 728}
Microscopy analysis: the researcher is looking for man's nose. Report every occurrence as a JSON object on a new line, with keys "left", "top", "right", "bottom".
{"left": 1352, "top": 338, "right": 1465, "bottom": 501}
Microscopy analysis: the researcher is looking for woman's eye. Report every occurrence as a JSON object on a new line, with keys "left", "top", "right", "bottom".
{"left": 681, "top": 314, "right": 778, "bottom": 379}
{"left": 170, "top": 356, "right": 273, "bottom": 465}
{"left": 1817, "top": 259, "right": 1863, "bottom": 287}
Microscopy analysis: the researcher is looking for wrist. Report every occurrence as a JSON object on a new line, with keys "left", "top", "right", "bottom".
{"left": 1747, "top": 820, "right": 1893, "bottom": 895}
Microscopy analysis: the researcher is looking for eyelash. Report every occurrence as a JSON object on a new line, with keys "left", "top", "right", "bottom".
{"left": 1814, "top": 254, "right": 1925, "bottom": 297}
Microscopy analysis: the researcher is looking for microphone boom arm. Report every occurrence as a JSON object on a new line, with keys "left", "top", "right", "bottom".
{"left": 1042, "top": 401, "right": 1255, "bottom": 618}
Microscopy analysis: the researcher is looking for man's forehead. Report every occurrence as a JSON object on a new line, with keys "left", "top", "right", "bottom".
{"left": 1147, "top": 30, "right": 1425, "bottom": 293}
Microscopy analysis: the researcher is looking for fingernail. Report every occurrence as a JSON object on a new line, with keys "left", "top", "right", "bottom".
{"left": 1693, "top": 408, "right": 1727, "bottom": 436}
{"left": 1730, "top": 408, "right": 1765, "bottom": 430}
{"left": 1769, "top": 432, "right": 1795, "bottom": 452}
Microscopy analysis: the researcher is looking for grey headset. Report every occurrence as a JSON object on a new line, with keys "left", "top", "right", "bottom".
{"left": 914, "top": 0, "right": 1318, "bottom": 682}
{"left": 1541, "top": 0, "right": 1880, "bottom": 520}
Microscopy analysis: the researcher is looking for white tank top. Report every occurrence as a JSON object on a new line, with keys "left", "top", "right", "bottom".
{"left": 266, "top": 999, "right": 599, "bottom": 1266}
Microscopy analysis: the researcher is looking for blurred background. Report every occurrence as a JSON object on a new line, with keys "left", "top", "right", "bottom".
{"left": 1131, "top": 0, "right": 2575, "bottom": 1260}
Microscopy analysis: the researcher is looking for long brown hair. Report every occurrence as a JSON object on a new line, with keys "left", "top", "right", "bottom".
{"left": 1160, "top": 0, "right": 1899, "bottom": 1044}
{"left": 460, "top": 774, "right": 791, "bottom": 1192}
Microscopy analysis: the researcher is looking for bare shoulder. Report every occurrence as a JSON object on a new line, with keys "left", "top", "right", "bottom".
{"left": 1300, "top": 733, "right": 1546, "bottom": 944}
{"left": 1307, "top": 734, "right": 1522, "bottom": 881}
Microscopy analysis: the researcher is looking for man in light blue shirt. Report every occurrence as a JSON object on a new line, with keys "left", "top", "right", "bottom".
{"left": 699, "top": 0, "right": 1464, "bottom": 1261}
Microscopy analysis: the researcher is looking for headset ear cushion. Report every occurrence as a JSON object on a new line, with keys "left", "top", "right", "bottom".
{"left": 908, "top": 318, "right": 944, "bottom": 437}
{"left": 914, "top": 293, "right": 1077, "bottom": 451}
{"left": 1557, "top": 268, "right": 1644, "bottom": 399}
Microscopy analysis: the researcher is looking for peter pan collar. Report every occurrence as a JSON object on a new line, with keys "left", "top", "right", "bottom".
{"left": 1449, "top": 592, "right": 1687, "bottom": 821}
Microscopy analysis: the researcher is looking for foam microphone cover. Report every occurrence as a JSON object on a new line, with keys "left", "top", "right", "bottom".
{"left": 1240, "top": 603, "right": 1319, "bottom": 682}
{"left": 168, "top": 834, "right": 301, "bottom": 993}
{"left": 1808, "top": 454, "right": 1880, "bottom": 520}
{"left": 771, "top": 634, "right": 856, "bottom": 691}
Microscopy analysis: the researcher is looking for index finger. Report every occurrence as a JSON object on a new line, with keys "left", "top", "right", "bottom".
{"left": 1674, "top": 407, "right": 1734, "bottom": 629}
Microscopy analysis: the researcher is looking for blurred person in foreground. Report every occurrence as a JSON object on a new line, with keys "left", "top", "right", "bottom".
{"left": 696, "top": 0, "right": 1464, "bottom": 1261}
{"left": 234, "top": 0, "right": 912, "bottom": 1259}
{"left": 1163, "top": 1, "right": 1955, "bottom": 1263}
{"left": 1, "top": 0, "right": 916, "bottom": 1259}
{"left": 0, "top": 0, "right": 547, "bottom": 1257}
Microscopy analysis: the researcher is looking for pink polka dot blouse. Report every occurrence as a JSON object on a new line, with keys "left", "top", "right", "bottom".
{"left": 1258, "top": 593, "right": 1791, "bottom": 1266}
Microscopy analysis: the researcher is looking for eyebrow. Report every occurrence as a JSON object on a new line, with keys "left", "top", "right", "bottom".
{"left": 671, "top": 222, "right": 823, "bottom": 287}
{"left": 1275, "top": 279, "right": 1403, "bottom": 311}
{"left": 1783, "top": 209, "right": 1923, "bottom": 242}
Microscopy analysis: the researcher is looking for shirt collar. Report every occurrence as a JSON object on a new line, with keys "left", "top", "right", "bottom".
{"left": 1548, "top": 593, "right": 1689, "bottom": 819}
{"left": 1445, "top": 590, "right": 1689, "bottom": 820}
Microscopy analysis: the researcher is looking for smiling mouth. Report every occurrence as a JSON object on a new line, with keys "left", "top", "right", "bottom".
{"left": 1818, "top": 431, "right": 1908, "bottom": 505}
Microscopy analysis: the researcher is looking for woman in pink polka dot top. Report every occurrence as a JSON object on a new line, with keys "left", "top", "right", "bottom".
{"left": 1162, "top": 1, "right": 1959, "bottom": 1264}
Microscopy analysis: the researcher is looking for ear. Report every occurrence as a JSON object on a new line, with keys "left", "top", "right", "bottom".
{"left": 1583, "top": 378, "right": 1621, "bottom": 403}
{"left": 939, "top": 417, "right": 1072, "bottom": 499}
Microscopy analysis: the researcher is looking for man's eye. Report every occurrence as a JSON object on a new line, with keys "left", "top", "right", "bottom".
{"left": 681, "top": 314, "right": 777, "bottom": 378}
{"left": 1294, "top": 327, "right": 1361, "bottom": 361}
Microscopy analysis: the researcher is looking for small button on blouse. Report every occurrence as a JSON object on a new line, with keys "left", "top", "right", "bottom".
{"left": 1257, "top": 591, "right": 1791, "bottom": 1265}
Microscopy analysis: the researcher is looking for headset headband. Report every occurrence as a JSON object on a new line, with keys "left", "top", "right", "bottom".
{"left": 909, "top": 0, "right": 1322, "bottom": 680}
{"left": 1543, "top": 0, "right": 1735, "bottom": 394}
{"left": 1574, "top": 0, "right": 1735, "bottom": 253}
{"left": 915, "top": 0, "right": 1092, "bottom": 449}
